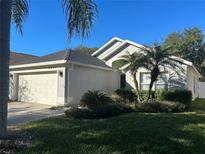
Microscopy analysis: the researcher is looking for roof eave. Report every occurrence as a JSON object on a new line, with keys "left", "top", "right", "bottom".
{"left": 10, "top": 60, "right": 67, "bottom": 69}
{"left": 92, "top": 37, "right": 124, "bottom": 56}
{"left": 68, "top": 60, "right": 113, "bottom": 71}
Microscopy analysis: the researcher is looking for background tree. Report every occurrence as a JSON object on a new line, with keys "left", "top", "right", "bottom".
{"left": 163, "top": 32, "right": 182, "bottom": 56}
{"left": 0, "top": 0, "right": 98, "bottom": 137}
{"left": 112, "top": 52, "right": 148, "bottom": 103}
{"left": 74, "top": 45, "right": 98, "bottom": 55}
{"left": 142, "top": 45, "right": 184, "bottom": 99}
{"left": 163, "top": 27, "right": 205, "bottom": 80}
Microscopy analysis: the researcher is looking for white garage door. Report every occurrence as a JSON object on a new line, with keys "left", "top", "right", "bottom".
{"left": 18, "top": 72, "right": 58, "bottom": 105}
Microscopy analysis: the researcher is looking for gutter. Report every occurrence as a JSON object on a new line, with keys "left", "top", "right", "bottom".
{"left": 68, "top": 60, "right": 114, "bottom": 71}
{"left": 10, "top": 60, "right": 67, "bottom": 69}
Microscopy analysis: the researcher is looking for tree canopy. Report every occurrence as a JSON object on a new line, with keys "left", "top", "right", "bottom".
{"left": 163, "top": 27, "right": 205, "bottom": 80}
{"left": 74, "top": 46, "right": 98, "bottom": 55}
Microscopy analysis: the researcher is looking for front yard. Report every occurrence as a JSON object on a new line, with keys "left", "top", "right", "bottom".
{"left": 20, "top": 99, "right": 205, "bottom": 154}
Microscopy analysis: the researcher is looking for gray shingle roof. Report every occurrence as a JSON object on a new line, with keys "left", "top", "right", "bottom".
{"left": 10, "top": 52, "right": 38, "bottom": 65}
{"left": 12, "top": 49, "right": 110, "bottom": 69}
{"left": 68, "top": 50, "right": 110, "bottom": 68}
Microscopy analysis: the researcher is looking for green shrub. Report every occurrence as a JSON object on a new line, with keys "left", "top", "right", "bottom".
{"left": 65, "top": 103, "right": 133, "bottom": 119}
{"left": 162, "top": 90, "right": 192, "bottom": 107}
{"left": 114, "top": 89, "right": 137, "bottom": 103}
{"left": 65, "top": 108, "right": 93, "bottom": 119}
{"left": 139, "top": 90, "right": 149, "bottom": 101}
{"left": 80, "top": 90, "right": 112, "bottom": 108}
{"left": 155, "top": 89, "right": 167, "bottom": 101}
{"left": 139, "top": 90, "right": 166, "bottom": 101}
{"left": 136, "top": 101, "right": 187, "bottom": 113}
{"left": 139, "top": 89, "right": 192, "bottom": 107}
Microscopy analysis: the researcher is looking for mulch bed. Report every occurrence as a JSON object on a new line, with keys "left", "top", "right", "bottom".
{"left": 0, "top": 127, "right": 32, "bottom": 154}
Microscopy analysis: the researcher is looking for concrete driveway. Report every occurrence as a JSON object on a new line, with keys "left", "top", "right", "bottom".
{"left": 8, "top": 102, "right": 64, "bottom": 127}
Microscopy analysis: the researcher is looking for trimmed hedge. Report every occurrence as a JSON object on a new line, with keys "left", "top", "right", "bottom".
{"left": 162, "top": 90, "right": 192, "bottom": 107}
{"left": 136, "top": 100, "right": 188, "bottom": 113}
{"left": 139, "top": 89, "right": 192, "bottom": 107}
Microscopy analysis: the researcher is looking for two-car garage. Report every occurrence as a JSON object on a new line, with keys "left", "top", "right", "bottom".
{"left": 9, "top": 50, "right": 121, "bottom": 106}
{"left": 18, "top": 72, "right": 58, "bottom": 105}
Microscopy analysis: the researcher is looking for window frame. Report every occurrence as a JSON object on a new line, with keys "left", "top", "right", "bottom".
{"left": 139, "top": 71, "right": 169, "bottom": 91}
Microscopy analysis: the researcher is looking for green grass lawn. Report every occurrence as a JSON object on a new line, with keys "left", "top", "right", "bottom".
{"left": 21, "top": 99, "right": 205, "bottom": 154}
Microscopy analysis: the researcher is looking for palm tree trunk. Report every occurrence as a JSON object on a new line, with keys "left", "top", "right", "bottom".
{"left": 148, "top": 80, "right": 154, "bottom": 100}
{"left": 131, "top": 72, "right": 141, "bottom": 105}
{"left": 0, "top": 0, "right": 12, "bottom": 137}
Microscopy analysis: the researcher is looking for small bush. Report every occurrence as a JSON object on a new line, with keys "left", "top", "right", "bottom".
{"left": 139, "top": 90, "right": 166, "bottom": 101}
{"left": 139, "top": 90, "right": 192, "bottom": 107}
{"left": 65, "top": 103, "right": 133, "bottom": 119}
{"left": 162, "top": 90, "right": 192, "bottom": 107}
{"left": 139, "top": 90, "right": 150, "bottom": 101}
{"left": 113, "top": 89, "right": 137, "bottom": 103}
{"left": 136, "top": 101, "right": 187, "bottom": 113}
{"left": 80, "top": 90, "right": 112, "bottom": 108}
{"left": 65, "top": 107, "right": 93, "bottom": 119}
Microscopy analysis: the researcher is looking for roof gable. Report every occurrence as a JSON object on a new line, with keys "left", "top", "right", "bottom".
{"left": 93, "top": 37, "right": 201, "bottom": 76}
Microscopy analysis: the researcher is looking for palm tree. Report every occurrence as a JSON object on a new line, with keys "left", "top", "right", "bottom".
{"left": 112, "top": 52, "right": 148, "bottom": 103}
{"left": 141, "top": 45, "right": 184, "bottom": 99}
{"left": 0, "top": 0, "right": 97, "bottom": 137}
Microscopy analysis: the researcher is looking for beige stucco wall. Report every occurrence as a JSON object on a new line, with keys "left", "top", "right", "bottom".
{"left": 198, "top": 81, "right": 205, "bottom": 99}
{"left": 66, "top": 64, "right": 120, "bottom": 106}
{"left": 187, "top": 66, "right": 199, "bottom": 99}
{"left": 125, "top": 64, "right": 200, "bottom": 99}
{"left": 124, "top": 63, "right": 188, "bottom": 91}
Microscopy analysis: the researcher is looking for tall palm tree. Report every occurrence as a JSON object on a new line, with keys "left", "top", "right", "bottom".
{"left": 141, "top": 45, "right": 184, "bottom": 99}
{"left": 112, "top": 52, "right": 148, "bottom": 103}
{"left": 0, "top": 0, "right": 97, "bottom": 137}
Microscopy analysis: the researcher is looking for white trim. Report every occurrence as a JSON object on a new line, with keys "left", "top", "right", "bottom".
{"left": 10, "top": 60, "right": 67, "bottom": 69}
{"left": 100, "top": 40, "right": 127, "bottom": 60}
{"left": 10, "top": 59, "right": 112, "bottom": 72}
{"left": 92, "top": 37, "right": 124, "bottom": 56}
{"left": 68, "top": 60, "right": 114, "bottom": 71}
{"left": 100, "top": 40, "right": 146, "bottom": 61}
{"left": 10, "top": 68, "right": 62, "bottom": 74}
{"left": 98, "top": 42, "right": 123, "bottom": 60}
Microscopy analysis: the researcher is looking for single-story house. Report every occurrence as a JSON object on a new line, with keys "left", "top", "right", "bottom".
{"left": 92, "top": 37, "right": 201, "bottom": 99}
{"left": 9, "top": 37, "right": 200, "bottom": 106}
{"left": 9, "top": 50, "right": 120, "bottom": 106}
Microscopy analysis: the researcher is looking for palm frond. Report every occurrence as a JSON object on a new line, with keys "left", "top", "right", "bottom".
{"left": 11, "top": 0, "right": 29, "bottom": 34}
{"left": 112, "top": 59, "right": 129, "bottom": 69}
{"left": 62, "top": 0, "right": 98, "bottom": 39}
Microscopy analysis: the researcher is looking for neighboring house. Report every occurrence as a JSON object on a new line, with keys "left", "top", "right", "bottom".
{"left": 92, "top": 37, "right": 201, "bottom": 99}
{"left": 9, "top": 50, "right": 120, "bottom": 106}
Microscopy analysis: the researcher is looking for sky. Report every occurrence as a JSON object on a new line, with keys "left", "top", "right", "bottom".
{"left": 11, "top": 0, "right": 205, "bottom": 56}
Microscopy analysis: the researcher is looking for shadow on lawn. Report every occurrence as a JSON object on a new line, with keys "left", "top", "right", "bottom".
{"left": 21, "top": 110, "right": 205, "bottom": 154}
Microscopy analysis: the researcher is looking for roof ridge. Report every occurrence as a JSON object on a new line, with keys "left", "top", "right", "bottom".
{"left": 10, "top": 51, "right": 39, "bottom": 57}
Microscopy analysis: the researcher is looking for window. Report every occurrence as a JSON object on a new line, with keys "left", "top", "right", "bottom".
{"left": 140, "top": 72, "right": 169, "bottom": 90}
{"left": 140, "top": 72, "right": 151, "bottom": 90}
